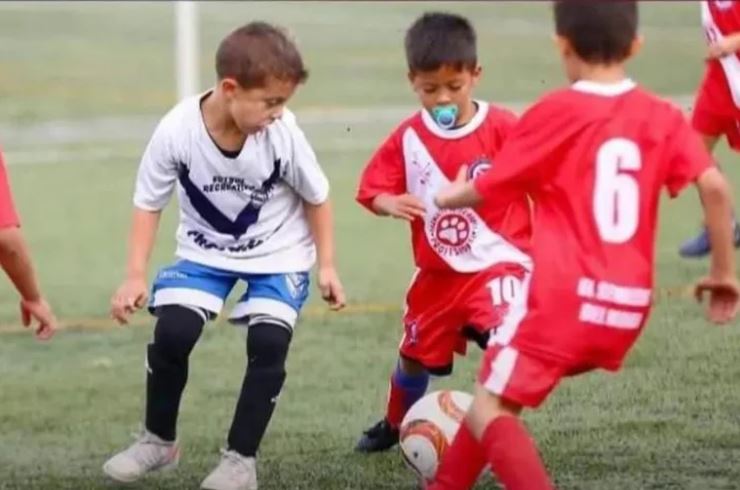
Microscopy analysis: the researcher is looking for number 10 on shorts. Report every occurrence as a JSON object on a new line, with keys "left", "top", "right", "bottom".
{"left": 487, "top": 275, "right": 524, "bottom": 306}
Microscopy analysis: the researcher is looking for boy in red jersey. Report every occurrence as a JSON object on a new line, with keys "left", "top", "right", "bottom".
{"left": 355, "top": 12, "right": 532, "bottom": 456}
{"left": 680, "top": 0, "right": 740, "bottom": 257}
{"left": 428, "top": 2, "right": 739, "bottom": 489}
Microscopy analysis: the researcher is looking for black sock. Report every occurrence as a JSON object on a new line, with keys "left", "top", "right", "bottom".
{"left": 145, "top": 305, "right": 204, "bottom": 441}
{"left": 227, "top": 322, "right": 292, "bottom": 457}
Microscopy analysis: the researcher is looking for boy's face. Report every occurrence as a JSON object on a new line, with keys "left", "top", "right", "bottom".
{"left": 409, "top": 64, "right": 481, "bottom": 115}
{"left": 222, "top": 77, "right": 298, "bottom": 134}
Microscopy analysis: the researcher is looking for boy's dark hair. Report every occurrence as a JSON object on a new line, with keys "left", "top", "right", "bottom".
{"left": 405, "top": 12, "right": 477, "bottom": 73}
{"left": 553, "top": 0, "right": 638, "bottom": 64}
{"left": 216, "top": 22, "right": 308, "bottom": 88}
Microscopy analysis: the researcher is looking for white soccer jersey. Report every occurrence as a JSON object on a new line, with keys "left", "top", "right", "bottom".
{"left": 133, "top": 92, "right": 330, "bottom": 274}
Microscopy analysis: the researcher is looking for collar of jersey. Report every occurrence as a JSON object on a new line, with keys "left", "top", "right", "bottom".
{"left": 420, "top": 100, "right": 489, "bottom": 140}
{"left": 571, "top": 79, "right": 636, "bottom": 97}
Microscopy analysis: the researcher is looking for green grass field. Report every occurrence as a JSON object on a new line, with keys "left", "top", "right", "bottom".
{"left": 1, "top": 2, "right": 740, "bottom": 489}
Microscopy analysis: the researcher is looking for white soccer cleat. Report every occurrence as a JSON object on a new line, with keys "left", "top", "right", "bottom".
{"left": 200, "top": 449, "right": 258, "bottom": 490}
{"left": 102, "top": 429, "right": 180, "bottom": 483}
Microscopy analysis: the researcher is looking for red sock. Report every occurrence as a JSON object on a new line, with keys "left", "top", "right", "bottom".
{"left": 385, "top": 374, "right": 408, "bottom": 427}
{"left": 385, "top": 367, "right": 428, "bottom": 428}
{"left": 429, "top": 422, "right": 487, "bottom": 490}
{"left": 482, "top": 416, "right": 554, "bottom": 490}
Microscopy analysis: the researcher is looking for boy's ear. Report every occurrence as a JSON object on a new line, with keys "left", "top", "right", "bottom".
{"left": 471, "top": 64, "right": 482, "bottom": 83}
{"left": 627, "top": 35, "right": 644, "bottom": 60}
{"left": 220, "top": 77, "right": 240, "bottom": 97}
{"left": 407, "top": 71, "right": 416, "bottom": 84}
{"left": 554, "top": 34, "right": 572, "bottom": 57}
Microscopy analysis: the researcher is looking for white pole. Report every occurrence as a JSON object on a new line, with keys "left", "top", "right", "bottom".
{"left": 175, "top": 1, "right": 199, "bottom": 101}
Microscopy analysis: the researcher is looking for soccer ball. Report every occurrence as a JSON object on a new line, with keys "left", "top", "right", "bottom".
{"left": 399, "top": 390, "right": 473, "bottom": 481}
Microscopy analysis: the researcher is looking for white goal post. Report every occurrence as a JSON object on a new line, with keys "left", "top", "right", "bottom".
{"left": 175, "top": 1, "right": 200, "bottom": 101}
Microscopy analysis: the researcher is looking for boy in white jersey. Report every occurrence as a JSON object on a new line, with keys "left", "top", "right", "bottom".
{"left": 102, "top": 22, "right": 345, "bottom": 490}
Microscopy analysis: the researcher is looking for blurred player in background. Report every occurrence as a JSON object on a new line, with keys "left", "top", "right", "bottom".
{"left": 680, "top": 0, "right": 740, "bottom": 257}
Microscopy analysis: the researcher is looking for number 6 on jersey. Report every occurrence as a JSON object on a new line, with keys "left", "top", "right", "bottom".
{"left": 593, "top": 138, "right": 641, "bottom": 243}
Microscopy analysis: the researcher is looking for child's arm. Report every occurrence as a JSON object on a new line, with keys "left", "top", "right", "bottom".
{"left": 110, "top": 208, "right": 162, "bottom": 324}
{"left": 0, "top": 150, "right": 56, "bottom": 339}
{"left": 707, "top": 32, "right": 740, "bottom": 59}
{"left": 304, "top": 199, "right": 346, "bottom": 310}
{"left": 111, "top": 115, "right": 178, "bottom": 324}
{"left": 371, "top": 193, "right": 426, "bottom": 221}
{"left": 356, "top": 127, "right": 426, "bottom": 220}
{"left": 694, "top": 167, "right": 740, "bottom": 323}
{"left": 0, "top": 227, "right": 56, "bottom": 339}
{"left": 279, "top": 113, "right": 345, "bottom": 310}
{"left": 435, "top": 166, "right": 483, "bottom": 209}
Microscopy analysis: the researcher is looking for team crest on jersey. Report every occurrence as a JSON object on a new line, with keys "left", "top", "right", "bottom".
{"left": 428, "top": 209, "right": 478, "bottom": 256}
{"left": 467, "top": 156, "right": 492, "bottom": 180}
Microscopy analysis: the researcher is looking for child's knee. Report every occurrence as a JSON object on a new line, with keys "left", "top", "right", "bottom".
{"left": 152, "top": 305, "right": 205, "bottom": 359}
{"left": 399, "top": 356, "right": 427, "bottom": 376}
{"left": 247, "top": 322, "right": 292, "bottom": 369}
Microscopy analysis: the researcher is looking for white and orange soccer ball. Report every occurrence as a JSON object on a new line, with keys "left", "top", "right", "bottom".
{"left": 399, "top": 390, "right": 473, "bottom": 482}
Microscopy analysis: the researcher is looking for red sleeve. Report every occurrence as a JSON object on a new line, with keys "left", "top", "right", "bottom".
{"left": 664, "top": 113, "right": 714, "bottom": 198}
{"left": 0, "top": 150, "right": 19, "bottom": 229}
{"left": 474, "top": 95, "right": 575, "bottom": 201}
{"left": 355, "top": 129, "right": 406, "bottom": 213}
{"left": 491, "top": 106, "right": 519, "bottom": 139}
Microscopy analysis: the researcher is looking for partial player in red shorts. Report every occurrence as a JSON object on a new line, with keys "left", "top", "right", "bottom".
{"left": 354, "top": 12, "right": 532, "bottom": 454}
{"left": 680, "top": 0, "right": 740, "bottom": 257}
{"left": 0, "top": 147, "right": 57, "bottom": 339}
{"left": 428, "top": 2, "right": 740, "bottom": 489}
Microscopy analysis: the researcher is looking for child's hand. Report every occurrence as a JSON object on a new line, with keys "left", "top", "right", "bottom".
{"left": 111, "top": 277, "right": 149, "bottom": 324}
{"left": 317, "top": 266, "right": 346, "bottom": 311}
{"left": 707, "top": 35, "right": 740, "bottom": 60}
{"left": 20, "top": 298, "right": 57, "bottom": 341}
{"left": 435, "top": 165, "right": 481, "bottom": 209}
{"left": 695, "top": 275, "right": 740, "bottom": 324}
{"left": 373, "top": 194, "right": 426, "bottom": 221}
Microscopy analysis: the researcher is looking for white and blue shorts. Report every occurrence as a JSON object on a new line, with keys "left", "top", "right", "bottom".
{"left": 149, "top": 260, "right": 310, "bottom": 329}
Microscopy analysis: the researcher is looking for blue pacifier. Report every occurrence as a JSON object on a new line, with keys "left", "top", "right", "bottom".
{"left": 431, "top": 104, "right": 458, "bottom": 130}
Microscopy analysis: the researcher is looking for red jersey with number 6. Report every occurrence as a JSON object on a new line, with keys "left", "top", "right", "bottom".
{"left": 475, "top": 80, "right": 714, "bottom": 370}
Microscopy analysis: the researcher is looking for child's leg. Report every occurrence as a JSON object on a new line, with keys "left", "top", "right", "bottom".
{"left": 470, "top": 386, "right": 552, "bottom": 490}
{"left": 431, "top": 386, "right": 552, "bottom": 490}
{"left": 146, "top": 305, "right": 205, "bottom": 441}
{"left": 386, "top": 356, "right": 430, "bottom": 428}
{"left": 224, "top": 271, "right": 310, "bottom": 457}
{"left": 428, "top": 415, "right": 487, "bottom": 490}
{"left": 355, "top": 356, "right": 430, "bottom": 453}
{"left": 226, "top": 322, "right": 292, "bottom": 457}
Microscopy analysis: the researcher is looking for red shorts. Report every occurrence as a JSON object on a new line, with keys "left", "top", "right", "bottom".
{"left": 400, "top": 262, "right": 529, "bottom": 375}
{"left": 692, "top": 61, "right": 740, "bottom": 151}
{"left": 477, "top": 343, "right": 596, "bottom": 408}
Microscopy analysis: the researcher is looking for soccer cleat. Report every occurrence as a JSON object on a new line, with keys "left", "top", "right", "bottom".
{"left": 102, "top": 429, "right": 180, "bottom": 483}
{"left": 355, "top": 418, "right": 400, "bottom": 453}
{"left": 200, "top": 449, "right": 258, "bottom": 490}
{"left": 679, "top": 221, "right": 740, "bottom": 258}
